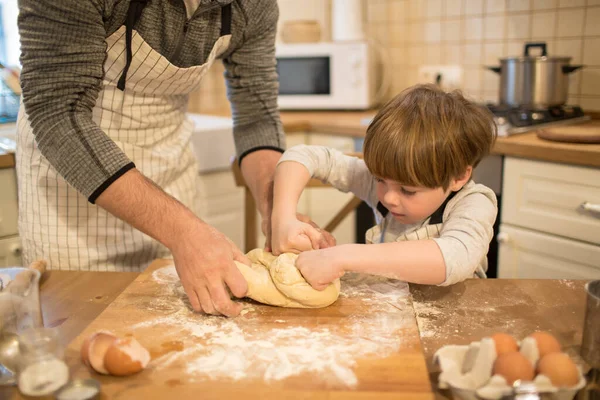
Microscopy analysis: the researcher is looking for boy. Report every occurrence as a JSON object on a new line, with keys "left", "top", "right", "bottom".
{"left": 271, "top": 84, "right": 498, "bottom": 289}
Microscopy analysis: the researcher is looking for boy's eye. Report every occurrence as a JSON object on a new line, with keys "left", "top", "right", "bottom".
{"left": 374, "top": 177, "right": 384, "bottom": 183}
{"left": 401, "top": 188, "right": 416, "bottom": 196}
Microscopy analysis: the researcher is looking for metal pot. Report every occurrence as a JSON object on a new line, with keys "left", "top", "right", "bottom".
{"left": 487, "top": 42, "right": 583, "bottom": 108}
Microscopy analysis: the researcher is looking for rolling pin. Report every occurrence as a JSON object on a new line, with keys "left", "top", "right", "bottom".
{"left": 6, "top": 260, "right": 47, "bottom": 295}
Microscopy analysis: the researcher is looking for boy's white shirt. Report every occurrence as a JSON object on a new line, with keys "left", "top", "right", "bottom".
{"left": 278, "top": 145, "right": 498, "bottom": 286}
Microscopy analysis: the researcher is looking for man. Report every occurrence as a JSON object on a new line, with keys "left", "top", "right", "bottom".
{"left": 16, "top": 0, "right": 288, "bottom": 317}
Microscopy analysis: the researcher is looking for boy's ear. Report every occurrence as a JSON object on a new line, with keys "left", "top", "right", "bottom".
{"left": 449, "top": 166, "right": 473, "bottom": 191}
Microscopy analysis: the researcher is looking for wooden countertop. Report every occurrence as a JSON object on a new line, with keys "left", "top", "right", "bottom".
{"left": 2, "top": 268, "right": 590, "bottom": 399}
{"left": 0, "top": 150, "right": 15, "bottom": 169}
{"left": 279, "top": 110, "right": 600, "bottom": 169}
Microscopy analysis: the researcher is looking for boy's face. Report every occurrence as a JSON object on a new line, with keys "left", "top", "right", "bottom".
{"left": 375, "top": 168, "right": 472, "bottom": 224}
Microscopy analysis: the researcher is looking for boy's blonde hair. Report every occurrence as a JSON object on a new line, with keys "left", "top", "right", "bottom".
{"left": 363, "top": 84, "right": 497, "bottom": 190}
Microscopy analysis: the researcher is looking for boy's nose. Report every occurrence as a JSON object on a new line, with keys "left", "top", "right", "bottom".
{"left": 383, "top": 190, "right": 401, "bottom": 207}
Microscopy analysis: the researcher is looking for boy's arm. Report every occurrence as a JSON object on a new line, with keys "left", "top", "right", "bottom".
{"left": 278, "top": 145, "right": 379, "bottom": 207}
{"left": 272, "top": 161, "right": 311, "bottom": 221}
{"left": 297, "top": 190, "right": 497, "bottom": 288}
{"left": 271, "top": 161, "right": 326, "bottom": 253}
{"left": 297, "top": 241, "right": 446, "bottom": 289}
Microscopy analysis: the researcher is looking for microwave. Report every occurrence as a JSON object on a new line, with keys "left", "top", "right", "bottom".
{"left": 276, "top": 41, "right": 377, "bottom": 110}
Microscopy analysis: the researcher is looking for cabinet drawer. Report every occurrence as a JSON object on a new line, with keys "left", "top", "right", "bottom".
{"left": 0, "top": 235, "right": 22, "bottom": 267}
{"left": 498, "top": 224, "right": 600, "bottom": 279}
{"left": 197, "top": 170, "right": 242, "bottom": 198}
{"left": 502, "top": 158, "right": 600, "bottom": 245}
{"left": 0, "top": 168, "right": 18, "bottom": 237}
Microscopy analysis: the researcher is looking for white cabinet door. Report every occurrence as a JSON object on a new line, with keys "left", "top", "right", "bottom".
{"left": 0, "top": 168, "right": 18, "bottom": 237}
{"left": 195, "top": 170, "right": 245, "bottom": 249}
{"left": 502, "top": 158, "right": 600, "bottom": 246}
{"left": 0, "top": 235, "right": 22, "bottom": 267}
{"left": 498, "top": 224, "right": 600, "bottom": 279}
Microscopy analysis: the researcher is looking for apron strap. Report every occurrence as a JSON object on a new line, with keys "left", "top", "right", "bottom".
{"left": 220, "top": 3, "right": 232, "bottom": 36}
{"left": 117, "top": 0, "right": 151, "bottom": 91}
{"left": 428, "top": 190, "right": 459, "bottom": 224}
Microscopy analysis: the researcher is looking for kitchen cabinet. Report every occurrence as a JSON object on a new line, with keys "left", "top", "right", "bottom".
{"left": 195, "top": 170, "right": 245, "bottom": 250}
{"left": 0, "top": 235, "right": 22, "bottom": 267}
{"left": 498, "top": 157, "right": 600, "bottom": 279}
{"left": 0, "top": 167, "right": 21, "bottom": 266}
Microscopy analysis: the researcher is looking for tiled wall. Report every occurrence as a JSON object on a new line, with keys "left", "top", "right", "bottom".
{"left": 188, "top": 0, "right": 600, "bottom": 113}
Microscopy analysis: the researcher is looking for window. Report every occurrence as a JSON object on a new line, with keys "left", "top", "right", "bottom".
{"left": 0, "top": 0, "right": 19, "bottom": 123}
{"left": 0, "top": 0, "right": 20, "bottom": 67}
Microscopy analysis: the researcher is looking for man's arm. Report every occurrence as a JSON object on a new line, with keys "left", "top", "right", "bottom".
{"left": 18, "top": 0, "right": 132, "bottom": 202}
{"left": 19, "top": 0, "right": 250, "bottom": 316}
{"left": 222, "top": 0, "right": 285, "bottom": 221}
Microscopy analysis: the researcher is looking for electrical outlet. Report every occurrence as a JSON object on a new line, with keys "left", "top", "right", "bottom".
{"left": 417, "top": 65, "right": 463, "bottom": 91}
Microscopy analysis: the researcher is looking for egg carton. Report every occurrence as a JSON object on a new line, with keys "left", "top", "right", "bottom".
{"left": 434, "top": 337, "right": 586, "bottom": 400}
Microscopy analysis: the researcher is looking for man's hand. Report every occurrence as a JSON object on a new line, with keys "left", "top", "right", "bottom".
{"left": 96, "top": 168, "right": 250, "bottom": 317}
{"left": 296, "top": 247, "right": 345, "bottom": 290}
{"left": 171, "top": 221, "right": 250, "bottom": 316}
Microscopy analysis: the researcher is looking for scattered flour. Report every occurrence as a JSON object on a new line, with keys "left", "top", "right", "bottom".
{"left": 138, "top": 266, "right": 412, "bottom": 387}
{"left": 559, "top": 279, "right": 576, "bottom": 289}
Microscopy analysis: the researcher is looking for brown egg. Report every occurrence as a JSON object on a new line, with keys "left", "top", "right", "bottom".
{"left": 528, "top": 331, "right": 562, "bottom": 357}
{"left": 491, "top": 333, "right": 519, "bottom": 356}
{"left": 87, "top": 331, "right": 118, "bottom": 374}
{"left": 493, "top": 352, "right": 535, "bottom": 385}
{"left": 104, "top": 337, "right": 150, "bottom": 377}
{"left": 537, "top": 352, "right": 580, "bottom": 387}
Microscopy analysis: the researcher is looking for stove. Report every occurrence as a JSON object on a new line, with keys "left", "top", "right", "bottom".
{"left": 485, "top": 104, "right": 591, "bottom": 136}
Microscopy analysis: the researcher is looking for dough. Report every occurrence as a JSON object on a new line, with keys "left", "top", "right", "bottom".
{"left": 234, "top": 249, "right": 340, "bottom": 308}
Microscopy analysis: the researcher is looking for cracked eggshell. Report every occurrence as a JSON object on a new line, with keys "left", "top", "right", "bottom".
{"left": 104, "top": 337, "right": 150, "bottom": 377}
{"left": 81, "top": 331, "right": 118, "bottom": 374}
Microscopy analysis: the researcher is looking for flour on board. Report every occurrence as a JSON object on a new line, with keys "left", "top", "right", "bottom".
{"left": 143, "top": 266, "right": 411, "bottom": 386}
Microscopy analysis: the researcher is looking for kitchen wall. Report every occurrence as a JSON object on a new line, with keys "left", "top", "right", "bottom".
{"left": 188, "top": 0, "right": 600, "bottom": 113}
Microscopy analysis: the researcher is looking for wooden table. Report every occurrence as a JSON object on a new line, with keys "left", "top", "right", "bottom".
{"left": 2, "top": 271, "right": 589, "bottom": 399}
{"left": 410, "top": 279, "right": 589, "bottom": 399}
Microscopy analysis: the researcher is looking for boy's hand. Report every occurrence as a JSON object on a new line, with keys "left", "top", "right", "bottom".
{"left": 296, "top": 247, "right": 345, "bottom": 290}
{"left": 265, "top": 213, "right": 336, "bottom": 252}
{"left": 271, "top": 217, "right": 323, "bottom": 255}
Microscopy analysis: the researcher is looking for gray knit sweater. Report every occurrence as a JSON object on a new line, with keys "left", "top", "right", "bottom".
{"left": 17, "top": 0, "right": 285, "bottom": 201}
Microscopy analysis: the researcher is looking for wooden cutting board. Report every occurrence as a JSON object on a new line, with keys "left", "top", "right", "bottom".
{"left": 537, "top": 121, "right": 600, "bottom": 144}
{"left": 65, "top": 260, "right": 433, "bottom": 399}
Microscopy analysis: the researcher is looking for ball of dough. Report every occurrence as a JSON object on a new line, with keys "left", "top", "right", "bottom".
{"left": 235, "top": 249, "right": 340, "bottom": 308}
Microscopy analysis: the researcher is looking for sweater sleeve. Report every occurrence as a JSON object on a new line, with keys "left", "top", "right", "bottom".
{"left": 278, "top": 145, "right": 379, "bottom": 208}
{"left": 433, "top": 189, "right": 498, "bottom": 286}
{"left": 221, "top": 0, "right": 285, "bottom": 162}
{"left": 18, "top": 0, "right": 134, "bottom": 203}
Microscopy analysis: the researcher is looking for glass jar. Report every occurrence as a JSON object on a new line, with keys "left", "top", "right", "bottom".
{"left": 17, "top": 327, "right": 69, "bottom": 397}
